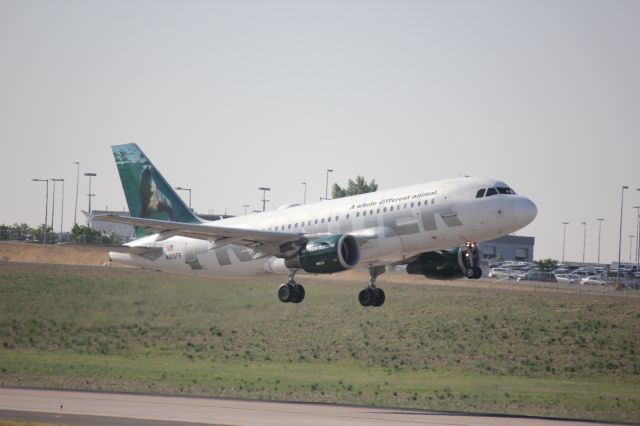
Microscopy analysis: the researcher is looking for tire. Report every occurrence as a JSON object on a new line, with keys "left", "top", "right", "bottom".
{"left": 473, "top": 267, "right": 482, "bottom": 279}
{"left": 372, "top": 288, "right": 385, "bottom": 307}
{"left": 277, "top": 283, "right": 292, "bottom": 303}
{"left": 465, "top": 267, "right": 475, "bottom": 279}
{"left": 358, "top": 288, "right": 374, "bottom": 307}
{"left": 291, "top": 284, "right": 305, "bottom": 303}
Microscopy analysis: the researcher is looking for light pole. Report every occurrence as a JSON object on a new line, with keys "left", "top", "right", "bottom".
{"left": 630, "top": 235, "right": 635, "bottom": 262}
{"left": 596, "top": 218, "right": 604, "bottom": 265}
{"left": 301, "top": 182, "right": 307, "bottom": 204}
{"left": 53, "top": 179, "right": 64, "bottom": 242}
{"left": 561, "top": 222, "right": 569, "bottom": 264}
{"left": 73, "top": 161, "right": 80, "bottom": 225}
{"left": 32, "top": 179, "right": 49, "bottom": 244}
{"left": 324, "top": 169, "right": 333, "bottom": 201}
{"left": 50, "top": 179, "right": 59, "bottom": 244}
{"left": 634, "top": 206, "right": 640, "bottom": 264}
{"left": 617, "top": 186, "right": 629, "bottom": 287}
{"left": 243, "top": 204, "right": 250, "bottom": 215}
{"left": 175, "top": 187, "right": 192, "bottom": 209}
{"left": 258, "top": 187, "right": 270, "bottom": 212}
{"left": 84, "top": 173, "right": 96, "bottom": 226}
{"left": 581, "top": 222, "right": 587, "bottom": 264}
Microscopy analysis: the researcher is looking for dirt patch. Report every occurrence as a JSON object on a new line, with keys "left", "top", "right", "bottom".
{"left": 0, "top": 241, "right": 112, "bottom": 266}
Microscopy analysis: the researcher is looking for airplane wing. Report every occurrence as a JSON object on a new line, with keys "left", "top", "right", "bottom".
{"left": 95, "top": 215, "right": 304, "bottom": 253}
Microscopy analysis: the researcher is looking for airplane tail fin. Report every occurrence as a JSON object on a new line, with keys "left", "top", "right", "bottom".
{"left": 111, "top": 143, "right": 201, "bottom": 237}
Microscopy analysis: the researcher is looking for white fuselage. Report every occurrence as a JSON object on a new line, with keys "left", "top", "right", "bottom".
{"left": 109, "top": 177, "right": 536, "bottom": 276}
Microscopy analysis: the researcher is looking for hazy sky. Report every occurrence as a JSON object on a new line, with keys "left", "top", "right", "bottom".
{"left": 1, "top": 0, "right": 639, "bottom": 264}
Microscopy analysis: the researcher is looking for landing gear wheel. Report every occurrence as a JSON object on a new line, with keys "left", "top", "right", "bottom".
{"left": 372, "top": 288, "right": 385, "bottom": 307}
{"left": 465, "top": 267, "right": 476, "bottom": 279}
{"left": 472, "top": 267, "right": 482, "bottom": 279}
{"left": 291, "top": 284, "right": 305, "bottom": 303}
{"left": 358, "top": 288, "right": 374, "bottom": 307}
{"left": 278, "top": 283, "right": 292, "bottom": 303}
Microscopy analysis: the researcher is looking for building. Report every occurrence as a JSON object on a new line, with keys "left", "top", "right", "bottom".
{"left": 479, "top": 235, "right": 535, "bottom": 263}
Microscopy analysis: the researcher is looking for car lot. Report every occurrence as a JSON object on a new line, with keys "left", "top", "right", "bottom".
{"left": 484, "top": 262, "right": 639, "bottom": 289}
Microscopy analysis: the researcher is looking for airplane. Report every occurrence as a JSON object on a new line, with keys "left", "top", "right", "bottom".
{"left": 100, "top": 143, "right": 537, "bottom": 307}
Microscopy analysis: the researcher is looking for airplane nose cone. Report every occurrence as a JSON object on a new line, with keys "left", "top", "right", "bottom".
{"left": 513, "top": 198, "right": 537, "bottom": 227}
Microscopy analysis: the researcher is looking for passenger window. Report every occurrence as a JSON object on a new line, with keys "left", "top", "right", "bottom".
{"left": 308, "top": 220, "right": 311, "bottom": 226}
{"left": 476, "top": 189, "right": 486, "bottom": 198}
{"left": 315, "top": 219, "right": 318, "bottom": 224}
{"left": 390, "top": 206, "right": 394, "bottom": 211}
{"left": 356, "top": 212, "right": 360, "bottom": 217}
{"left": 295, "top": 223, "right": 298, "bottom": 228}
{"left": 363, "top": 211, "right": 367, "bottom": 216}
{"left": 370, "top": 210, "right": 373, "bottom": 215}
{"left": 335, "top": 216, "right": 339, "bottom": 221}
{"left": 431, "top": 199, "right": 435, "bottom": 204}
{"left": 486, "top": 188, "right": 498, "bottom": 196}
{"left": 288, "top": 224, "right": 291, "bottom": 229}
{"left": 383, "top": 207, "right": 387, "bottom": 212}
{"left": 376, "top": 208, "right": 380, "bottom": 214}
{"left": 346, "top": 214, "right": 350, "bottom": 219}
{"left": 321, "top": 218, "right": 325, "bottom": 223}
{"left": 328, "top": 217, "right": 331, "bottom": 222}
{"left": 411, "top": 202, "right": 414, "bottom": 208}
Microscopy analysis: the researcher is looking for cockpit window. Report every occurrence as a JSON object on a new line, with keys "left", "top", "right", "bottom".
{"left": 476, "top": 189, "right": 486, "bottom": 198}
{"left": 497, "top": 187, "right": 516, "bottom": 195}
{"left": 486, "top": 187, "right": 498, "bottom": 196}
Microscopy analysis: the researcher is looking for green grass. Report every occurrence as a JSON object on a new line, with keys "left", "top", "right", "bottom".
{"left": 0, "top": 262, "right": 639, "bottom": 422}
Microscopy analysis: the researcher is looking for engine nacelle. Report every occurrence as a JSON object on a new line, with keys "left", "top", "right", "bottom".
{"left": 406, "top": 244, "right": 481, "bottom": 279}
{"left": 285, "top": 234, "right": 361, "bottom": 274}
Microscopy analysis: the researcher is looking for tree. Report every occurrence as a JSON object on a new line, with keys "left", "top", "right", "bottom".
{"left": 70, "top": 223, "right": 103, "bottom": 244}
{"left": 534, "top": 258, "right": 558, "bottom": 272}
{"left": 332, "top": 176, "right": 378, "bottom": 199}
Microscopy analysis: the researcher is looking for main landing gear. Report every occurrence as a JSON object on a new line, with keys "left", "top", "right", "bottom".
{"left": 277, "top": 270, "right": 305, "bottom": 303}
{"left": 358, "top": 266, "right": 386, "bottom": 307}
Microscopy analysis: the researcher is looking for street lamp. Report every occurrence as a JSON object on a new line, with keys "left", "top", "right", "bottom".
{"left": 596, "top": 218, "right": 604, "bottom": 265}
{"left": 301, "top": 182, "right": 307, "bottom": 204}
{"left": 630, "top": 235, "right": 635, "bottom": 262}
{"left": 73, "top": 162, "right": 80, "bottom": 225}
{"left": 561, "top": 222, "right": 569, "bottom": 264}
{"left": 617, "top": 186, "right": 629, "bottom": 287}
{"left": 175, "top": 186, "right": 192, "bottom": 209}
{"left": 258, "top": 187, "right": 271, "bottom": 212}
{"left": 243, "top": 204, "right": 250, "bottom": 215}
{"left": 634, "top": 206, "right": 640, "bottom": 264}
{"left": 581, "top": 222, "right": 587, "bottom": 264}
{"left": 32, "top": 178, "right": 49, "bottom": 245}
{"left": 84, "top": 173, "right": 96, "bottom": 226}
{"left": 52, "top": 179, "right": 64, "bottom": 242}
{"left": 324, "top": 169, "right": 333, "bottom": 201}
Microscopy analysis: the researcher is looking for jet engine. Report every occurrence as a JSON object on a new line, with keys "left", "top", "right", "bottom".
{"left": 405, "top": 244, "right": 482, "bottom": 279}
{"left": 285, "top": 234, "right": 360, "bottom": 274}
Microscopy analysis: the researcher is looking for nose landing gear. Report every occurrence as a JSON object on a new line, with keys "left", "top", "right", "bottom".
{"left": 462, "top": 242, "right": 482, "bottom": 279}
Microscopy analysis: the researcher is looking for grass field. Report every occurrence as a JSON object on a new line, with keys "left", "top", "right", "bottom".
{"left": 0, "top": 262, "right": 639, "bottom": 422}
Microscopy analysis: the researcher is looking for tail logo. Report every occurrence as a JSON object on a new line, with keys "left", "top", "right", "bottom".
{"left": 140, "top": 166, "right": 175, "bottom": 220}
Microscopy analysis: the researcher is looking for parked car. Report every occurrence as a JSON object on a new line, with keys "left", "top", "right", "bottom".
{"left": 488, "top": 268, "right": 511, "bottom": 279}
{"left": 555, "top": 273, "right": 581, "bottom": 284}
{"left": 581, "top": 276, "right": 609, "bottom": 286}
{"left": 517, "top": 271, "right": 557, "bottom": 282}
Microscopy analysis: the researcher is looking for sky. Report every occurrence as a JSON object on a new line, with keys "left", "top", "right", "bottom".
{"left": 1, "top": 0, "right": 639, "bottom": 264}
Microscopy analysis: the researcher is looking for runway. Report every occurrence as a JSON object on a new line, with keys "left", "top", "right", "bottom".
{"left": 0, "top": 388, "right": 625, "bottom": 426}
